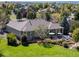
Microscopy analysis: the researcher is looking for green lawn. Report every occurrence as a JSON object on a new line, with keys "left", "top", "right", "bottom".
{"left": 1, "top": 39, "right": 79, "bottom": 57}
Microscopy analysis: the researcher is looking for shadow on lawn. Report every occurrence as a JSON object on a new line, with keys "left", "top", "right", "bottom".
{"left": 0, "top": 54, "right": 5, "bottom": 57}
{"left": 22, "top": 42, "right": 29, "bottom": 46}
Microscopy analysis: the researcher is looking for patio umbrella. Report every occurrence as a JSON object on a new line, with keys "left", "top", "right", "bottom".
{"left": 57, "top": 32, "right": 62, "bottom": 35}
{"left": 49, "top": 32, "right": 55, "bottom": 35}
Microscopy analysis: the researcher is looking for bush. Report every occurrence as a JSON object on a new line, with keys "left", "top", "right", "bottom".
{"left": 72, "top": 28, "right": 79, "bottom": 42}
{"left": 43, "top": 42, "right": 53, "bottom": 48}
{"left": 7, "top": 33, "right": 18, "bottom": 46}
{"left": 62, "top": 42, "right": 69, "bottom": 48}
{"left": 21, "top": 35, "right": 29, "bottom": 46}
{"left": 70, "top": 21, "right": 79, "bottom": 32}
{"left": 37, "top": 39, "right": 65, "bottom": 47}
{"left": 65, "top": 40, "right": 75, "bottom": 45}
{"left": 76, "top": 46, "right": 79, "bottom": 51}
{"left": 38, "top": 39, "right": 53, "bottom": 48}
{"left": 56, "top": 39, "right": 65, "bottom": 45}
{"left": 51, "top": 39, "right": 65, "bottom": 45}
{"left": 52, "top": 40, "right": 57, "bottom": 45}
{"left": 37, "top": 40, "right": 42, "bottom": 45}
{"left": 44, "top": 39, "right": 53, "bottom": 43}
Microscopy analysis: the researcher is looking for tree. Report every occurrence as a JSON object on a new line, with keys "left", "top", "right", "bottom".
{"left": 27, "top": 11, "right": 33, "bottom": 19}
{"left": 32, "top": 3, "right": 43, "bottom": 12}
{"left": 70, "top": 20, "right": 79, "bottom": 32}
{"left": 7, "top": 33, "right": 18, "bottom": 46}
{"left": 44, "top": 3, "right": 49, "bottom": 8}
{"left": 27, "top": 11, "right": 36, "bottom": 19}
{"left": 16, "top": 11, "right": 22, "bottom": 19}
{"left": 72, "top": 28, "right": 79, "bottom": 42}
{"left": 61, "top": 16, "right": 70, "bottom": 35}
{"left": 45, "top": 8, "right": 52, "bottom": 21}
{"left": 0, "top": 9, "right": 10, "bottom": 33}
{"left": 74, "top": 12, "right": 79, "bottom": 21}
{"left": 35, "top": 25, "right": 48, "bottom": 40}
{"left": 60, "top": 12, "right": 69, "bottom": 20}
{"left": 21, "top": 34, "right": 29, "bottom": 46}
{"left": 45, "top": 12, "right": 51, "bottom": 21}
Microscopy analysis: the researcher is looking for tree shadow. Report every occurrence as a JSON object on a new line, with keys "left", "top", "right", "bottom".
{"left": 22, "top": 42, "right": 29, "bottom": 46}
{"left": 0, "top": 54, "right": 4, "bottom": 57}
{"left": 8, "top": 42, "right": 20, "bottom": 47}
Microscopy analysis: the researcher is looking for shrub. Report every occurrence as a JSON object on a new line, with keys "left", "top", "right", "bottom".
{"left": 52, "top": 40, "right": 57, "bottom": 45}
{"left": 70, "top": 21, "right": 79, "bottom": 32}
{"left": 66, "top": 40, "right": 75, "bottom": 45}
{"left": 56, "top": 39, "right": 65, "bottom": 45}
{"left": 76, "top": 46, "right": 79, "bottom": 51}
{"left": 38, "top": 39, "right": 53, "bottom": 48}
{"left": 72, "top": 28, "right": 79, "bottom": 42}
{"left": 51, "top": 39, "right": 65, "bottom": 45}
{"left": 44, "top": 39, "right": 53, "bottom": 43}
{"left": 7, "top": 33, "right": 18, "bottom": 46}
{"left": 21, "top": 35, "right": 29, "bottom": 46}
{"left": 43, "top": 42, "right": 53, "bottom": 48}
{"left": 62, "top": 42, "right": 69, "bottom": 48}
{"left": 37, "top": 40, "right": 42, "bottom": 45}
{"left": 7, "top": 33, "right": 16, "bottom": 40}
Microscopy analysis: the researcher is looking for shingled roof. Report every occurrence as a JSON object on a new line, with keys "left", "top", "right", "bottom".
{"left": 7, "top": 19, "right": 63, "bottom": 32}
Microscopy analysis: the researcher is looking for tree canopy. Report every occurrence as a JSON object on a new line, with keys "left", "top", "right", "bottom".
{"left": 72, "top": 28, "right": 79, "bottom": 42}
{"left": 61, "top": 16, "right": 70, "bottom": 35}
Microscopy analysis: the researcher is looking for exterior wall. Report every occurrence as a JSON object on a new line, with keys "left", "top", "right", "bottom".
{"left": 6, "top": 26, "right": 22, "bottom": 37}
{"left": 6, "top": 26, "right": 63, "bottom": 40}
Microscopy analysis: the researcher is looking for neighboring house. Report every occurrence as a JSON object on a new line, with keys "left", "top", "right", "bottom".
{"left": 37, "top": 7, "right": 55, "bottom": 19}
{"left": 6, "top": 19, "right": 63, "bottom": 39}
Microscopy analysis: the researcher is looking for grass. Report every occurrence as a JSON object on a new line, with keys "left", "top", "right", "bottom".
{"left": 1, "top": 39, "right": 79, "bottom": 57}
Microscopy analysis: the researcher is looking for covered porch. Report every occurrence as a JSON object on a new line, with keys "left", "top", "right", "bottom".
{"left": 48, "top": 28, "right": 63, "bottom": 39}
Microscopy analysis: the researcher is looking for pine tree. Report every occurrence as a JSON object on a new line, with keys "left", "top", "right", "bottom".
{"left": 61, "top": 16, "right": 70, "bottom": 35}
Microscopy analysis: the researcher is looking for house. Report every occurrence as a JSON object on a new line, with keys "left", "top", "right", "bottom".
{"left": 37, "top": 7, "right": 55, "bottom": 19}
{"left": 6, "top": 19, "right": 63, "bottom": 39}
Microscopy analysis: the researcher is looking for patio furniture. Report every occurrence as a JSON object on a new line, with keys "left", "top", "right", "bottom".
{"left": 49, "top": 32, "right": 55, "bottom": 39}
{"left": 57, "top": 32, "right": 62, "bottom": 39}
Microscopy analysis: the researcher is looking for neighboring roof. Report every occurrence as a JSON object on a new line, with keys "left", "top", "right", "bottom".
{"left": 7, "top": 19, "right": 63, "bottom": 32}
{"left": 38, "top": 8, "right": 55, "bottom": 13}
